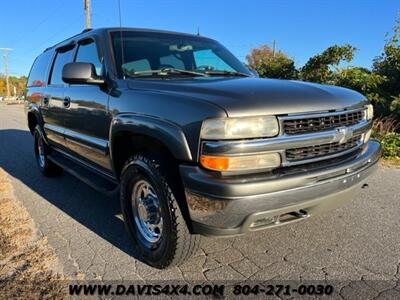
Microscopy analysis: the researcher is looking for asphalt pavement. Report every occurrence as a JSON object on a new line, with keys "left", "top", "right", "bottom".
{"left": 0, "top": 104, "right": 399, "bottom": 298}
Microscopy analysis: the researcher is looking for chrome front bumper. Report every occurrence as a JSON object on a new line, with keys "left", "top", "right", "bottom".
{"left": 180, "top": 140, "right": 381, "bottom": 236}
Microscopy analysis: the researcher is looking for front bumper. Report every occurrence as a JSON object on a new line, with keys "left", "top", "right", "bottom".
{"left": 180, "top": 140, "right": 381, "bottom": 236}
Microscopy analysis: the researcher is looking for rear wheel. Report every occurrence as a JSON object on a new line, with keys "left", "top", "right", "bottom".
{"left": 120, "top": 154, "right": 200, "bottom": 269}
{"left": 34, "top": 125, "right": 63, "bottom": 176}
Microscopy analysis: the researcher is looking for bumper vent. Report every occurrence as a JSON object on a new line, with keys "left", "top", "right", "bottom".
{"left": 286, "top": 136, "right": 362, "bottom": 162}
{"left": 283, "top": 110, "right": 364, "bottom": 135}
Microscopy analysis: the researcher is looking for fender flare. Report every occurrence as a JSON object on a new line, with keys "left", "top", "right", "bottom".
{"left": 26, "top": 104, "right": 44, "bottom": 133}
{"left": 109, "top": 113, "right": 193, "bottom": 173}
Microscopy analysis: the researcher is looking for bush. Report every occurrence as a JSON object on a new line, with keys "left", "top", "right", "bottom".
{"left": 372, "top": 116, "right": 400, "bottom": 159}
{"left": 379, "top": 132, "right": 400, "bottom": 159}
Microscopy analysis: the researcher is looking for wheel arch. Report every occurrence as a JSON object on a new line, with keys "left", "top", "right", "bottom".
{"left": 27, "top": 105, "right": 44, "bottom": 135}
{"left": 110, "top": 114, "right": 195, "bottom": 232}
{"left": 109, "top": 113, "right": 193, "bottom": 179}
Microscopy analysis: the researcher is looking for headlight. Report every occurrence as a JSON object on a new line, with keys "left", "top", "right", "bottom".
{"left": 363, "top": 129, "right": 372, "bottom": 143}
{"left": 201, "top": 116, "right": 279, "bottom": 140}
{"left": 366, "top": 104, "right": 374, "bottom": 120}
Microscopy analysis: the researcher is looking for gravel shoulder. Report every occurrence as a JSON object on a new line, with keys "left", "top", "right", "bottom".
{"left": 0, "top": 167, "right": 66, "bottom": 299}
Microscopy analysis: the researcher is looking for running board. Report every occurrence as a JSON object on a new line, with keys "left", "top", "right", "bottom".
{"left": 48, "top": 151, "right": 119, "bottom": 197}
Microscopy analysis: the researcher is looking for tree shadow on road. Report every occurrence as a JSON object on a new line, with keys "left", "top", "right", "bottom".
{"left": 0, "top": 129, "right": 139, "bottom": 260}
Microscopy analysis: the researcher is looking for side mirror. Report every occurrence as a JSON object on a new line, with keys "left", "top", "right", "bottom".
{"left": 62, "top": 62, "right": 105, "bottom": 85}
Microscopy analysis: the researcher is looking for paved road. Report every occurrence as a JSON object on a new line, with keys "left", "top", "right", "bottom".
{"left": 0, "top": 104, "right": 399, "bottom": 296}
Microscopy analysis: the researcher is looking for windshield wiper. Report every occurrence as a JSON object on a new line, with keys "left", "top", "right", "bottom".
{"left": 204, "top": 70, "right": 251, "bottom": 77}
{"left": 125, "top": 68, "right": 208, "bottom": 78}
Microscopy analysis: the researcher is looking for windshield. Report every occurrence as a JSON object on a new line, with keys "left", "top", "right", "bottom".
{"left": 110, "top": 31, "right": 252, "bottom": 78}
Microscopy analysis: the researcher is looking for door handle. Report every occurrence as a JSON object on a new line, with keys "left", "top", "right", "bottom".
{"left": 63, "top": 97, "right": 71, "bottom": 108}
{"left": 43, "top": 97, "right": 49, "bottom": 105}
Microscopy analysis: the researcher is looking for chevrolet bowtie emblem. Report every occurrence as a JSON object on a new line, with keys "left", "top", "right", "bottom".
{"left": 335, "top": 126, "right": 354, "bottom": 144}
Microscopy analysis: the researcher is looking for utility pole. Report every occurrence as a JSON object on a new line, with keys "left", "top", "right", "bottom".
{"left": 0, "top": 48, "right": 13, "bottom": 98}
{"left": 272, "top": 40, "right": 276, "bottom": 58}
{"left": 84, "top": 0, "right": 91, "bottom": 29}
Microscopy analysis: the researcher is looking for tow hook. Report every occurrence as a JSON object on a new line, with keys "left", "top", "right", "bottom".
{"left": 289, "top": 209, "right": 309, "bottom": 219}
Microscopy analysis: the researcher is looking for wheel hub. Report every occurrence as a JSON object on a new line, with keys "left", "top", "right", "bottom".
{"left": 37, "top": 136, "right": 45, "bottom": 168}
{"left": 132, "top": 180, "right": 163, "bottom": 244}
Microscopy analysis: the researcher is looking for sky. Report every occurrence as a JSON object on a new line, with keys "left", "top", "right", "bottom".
{"left": 0, "top": 0, "right": 399, "bottom": 77}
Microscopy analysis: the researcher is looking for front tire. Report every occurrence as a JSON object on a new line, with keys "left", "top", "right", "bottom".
{"left": 33, "top": 125, "right": 62, "bottom": 177}
{"left": 120, "top": 154, "right": 200, "bottom": 269}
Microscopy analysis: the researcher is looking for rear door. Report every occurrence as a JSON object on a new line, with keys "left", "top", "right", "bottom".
{"left": 43, "top": 44, "right": 76, "bottom": 149}
{"left": 63, "top": 37, "right": 112, "bottom": 171}
{"left": 26, "top": 50, "right": 53, "bottom": 126}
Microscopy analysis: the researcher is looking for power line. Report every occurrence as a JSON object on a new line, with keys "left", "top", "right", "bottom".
{"left": 7, "top": 1, "right": 67, "bottom": 49}
{"left": 0, "top": 48, "right": 13, "bottom": 97}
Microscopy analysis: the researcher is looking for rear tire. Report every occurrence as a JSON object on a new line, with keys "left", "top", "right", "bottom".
{"left": 120, "top": 154, "right": 200, "bottom": 269}
{"left": 33, "top": 125, "right": 63, "bottom": 177}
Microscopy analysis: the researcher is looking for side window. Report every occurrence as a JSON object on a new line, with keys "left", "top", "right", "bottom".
{"left": 27, "top": 51, "right": 52, "bottom": 87}
{"left": 49, "top": 47, "right": 75, "bottom": 86}
{"left": 75, "top": 39, "right": 102, "bottom": 76}
{"left": 193, "top": 49, "right": 235, "bottom": 71}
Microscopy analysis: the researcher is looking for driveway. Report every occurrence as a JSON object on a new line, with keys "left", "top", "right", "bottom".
{"left": 0, "top": 104, "right": 399, "bottom": 297}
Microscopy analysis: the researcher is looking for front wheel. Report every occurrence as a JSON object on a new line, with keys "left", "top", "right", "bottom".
{"left": 120, "top": 154, "right": 200, "bottom": 269}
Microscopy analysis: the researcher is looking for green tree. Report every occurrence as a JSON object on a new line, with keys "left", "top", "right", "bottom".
{"left": 334, "top": 67, "right": 386, "bottom": 111}
{"left": 373, "top": 17, "right": 400, "bottom": 116}
{"left": 246, "top": 44, "right": 298, "bottom": 79}
{"left": 300, "top": 44, "right": 356, "bottom": 84}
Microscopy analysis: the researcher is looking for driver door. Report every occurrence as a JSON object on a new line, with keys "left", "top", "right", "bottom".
{"left": 63, "top": 37, "right": 112, "bottom": 171}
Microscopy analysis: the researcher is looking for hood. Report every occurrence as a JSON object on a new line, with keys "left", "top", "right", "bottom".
{"left": 127, "top": 77, "right": 368, "bottom": 117}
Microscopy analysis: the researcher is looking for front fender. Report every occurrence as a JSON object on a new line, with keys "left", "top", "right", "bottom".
{"left": 109, "top": 113, "right": 193, "bottom": 164}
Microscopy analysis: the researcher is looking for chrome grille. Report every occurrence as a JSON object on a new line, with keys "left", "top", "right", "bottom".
{"left": 286, "top": 135, "right": 362, "bottom": 162}
{"left": 283, "top": 110, "right": 364, "bottom": 135}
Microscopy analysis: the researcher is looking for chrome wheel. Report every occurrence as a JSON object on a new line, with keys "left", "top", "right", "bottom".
{"left": 132, "top": 179, "right": 163, "bottom": 245}
{"left": 37, "top": 136, "right": 45, "bottom": 168}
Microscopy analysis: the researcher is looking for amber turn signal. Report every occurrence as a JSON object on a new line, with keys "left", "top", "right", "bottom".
{"left": 200, "top": 155, "right": 229, "bottom": 171}
{"left": 200, "top": 153, "right": 281, "bottom": 172}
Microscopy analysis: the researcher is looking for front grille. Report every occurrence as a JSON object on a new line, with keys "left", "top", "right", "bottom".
{"left": 286, "top": 136, "right": 361, "bottom": 162}
{"left": 283, "top": 110, "right": 364, "bottom": 135}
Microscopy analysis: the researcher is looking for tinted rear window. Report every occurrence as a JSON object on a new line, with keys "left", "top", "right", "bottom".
{"left": 27, "top": 51, "right": 53, "bottom": 87}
